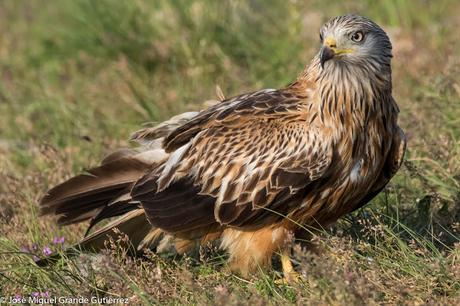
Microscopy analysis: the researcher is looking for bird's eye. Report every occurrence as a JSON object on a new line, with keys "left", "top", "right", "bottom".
{"left": 351, "top": 31, "right": 364, "bottom": 42}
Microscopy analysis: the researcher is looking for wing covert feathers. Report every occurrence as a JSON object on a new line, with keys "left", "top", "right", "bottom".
{"left": 132, "top": 88, "right": 333, "bottom": 230}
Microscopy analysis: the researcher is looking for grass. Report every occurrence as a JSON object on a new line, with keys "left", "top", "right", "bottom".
{"left": 1, "top": 0, "right": 460, "bottom": 304}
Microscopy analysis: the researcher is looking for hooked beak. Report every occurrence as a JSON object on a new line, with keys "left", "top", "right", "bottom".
{"left": 320, "top": 37, "right": 353, "bottom": 69}
{"left": 320, "top": 46, "right": 335, "bottom": 69}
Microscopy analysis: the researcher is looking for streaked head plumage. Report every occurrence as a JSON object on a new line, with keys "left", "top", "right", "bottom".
{"left": 318, "top": 15, "right": 392, "bottom": 70}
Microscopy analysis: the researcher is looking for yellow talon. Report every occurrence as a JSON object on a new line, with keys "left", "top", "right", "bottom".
{"left": 278, "top": 249, "right": 302, "bottom": 284}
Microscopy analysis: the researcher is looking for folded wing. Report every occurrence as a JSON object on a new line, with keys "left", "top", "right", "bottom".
{"left": 132, "top": 89, "right": 333, "bottom": 232}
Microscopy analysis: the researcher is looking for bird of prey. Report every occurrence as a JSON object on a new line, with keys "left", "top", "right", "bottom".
{"left": 39, "top": 15, "right": 406, "bottom": 279}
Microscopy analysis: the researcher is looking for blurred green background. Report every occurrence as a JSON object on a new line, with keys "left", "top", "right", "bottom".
{"left": 0, "top": 0, "right": 459, "bottom": 303}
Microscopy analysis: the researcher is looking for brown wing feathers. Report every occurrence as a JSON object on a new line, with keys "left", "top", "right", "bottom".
{"left": 39, "top": 88, "right": 332, "bottom": 249}
{"left": 129, "top": 89, "right": 333, "bottom": 232}
{"left": 133, "top": 176, "right": 217, "bottom": 233}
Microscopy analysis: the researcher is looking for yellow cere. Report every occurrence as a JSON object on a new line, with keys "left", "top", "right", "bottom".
{"left": 324, "top": 37, "right": 354, "bottom": 55}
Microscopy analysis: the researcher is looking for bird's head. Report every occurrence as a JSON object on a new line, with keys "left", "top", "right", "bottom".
{"left": 318, "top": 15, "right": 392, "bottom": 72}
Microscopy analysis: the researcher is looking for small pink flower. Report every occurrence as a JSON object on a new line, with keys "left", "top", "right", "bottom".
{"left": 43, "top": 246, "right": 52, "bottom": 256}
{"left": 31, "top": 292, "right": 39, "bottom": 297}
{"left": 52, "top": 236, "right": 65, "bottom": 244}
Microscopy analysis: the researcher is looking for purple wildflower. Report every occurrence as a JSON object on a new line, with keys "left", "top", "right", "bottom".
{"left": 52, "top": 236, "right": 65, "bottom": 244}
{"left": 20, "top": 246, "right": 29, "bottom": 253}
{"left": 41, "top": 291, "right": 50, "bottom": 298}
{"left": 43, "top": 246, "right": 52, "bottom": 256}
{"left": 33, "top": 255, "right": 40, "bottom": 262}
{"left": 31, "top": 292, "right": 39, "bottom": 297}
{"left": 31, "top": 243, "right": 38, "bottom": 251}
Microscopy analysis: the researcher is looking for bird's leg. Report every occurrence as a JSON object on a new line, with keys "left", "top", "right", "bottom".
{"left": 277, "top": 248, "right": 302, "bottom": 284}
